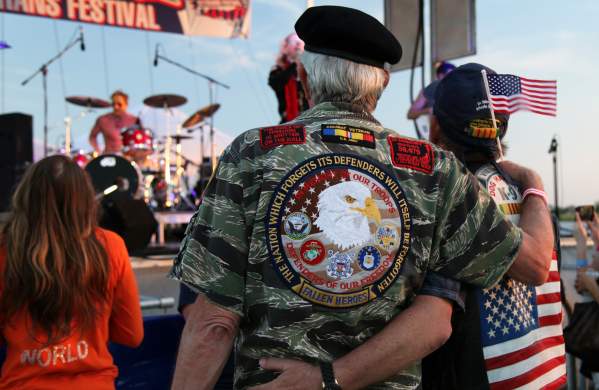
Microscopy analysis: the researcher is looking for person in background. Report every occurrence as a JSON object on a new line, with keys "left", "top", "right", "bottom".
{"left": 0, "top": 155, "right": 143, "bottom": 390}
{"left": 268, "top": 33, "right": 309, "bottom": 123}
{"left": 406, "top": 61, "right": 455, "bottom": 121}
{"left": 573, "top": 210, "right": 599, "bottom": 388}
{"left": 89, "top": 90, "right": 139, "bottom": 155}
{"left": 423, "top": 63, "right": 564, "bottom": 390}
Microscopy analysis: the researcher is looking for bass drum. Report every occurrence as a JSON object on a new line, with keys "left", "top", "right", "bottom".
{"left": 85, "top": 154, "right": 141, "bottom": 199}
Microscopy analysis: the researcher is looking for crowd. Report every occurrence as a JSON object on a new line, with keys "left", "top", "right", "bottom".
{"left": 0, "top": 5, "right": 591, "bottom": 390}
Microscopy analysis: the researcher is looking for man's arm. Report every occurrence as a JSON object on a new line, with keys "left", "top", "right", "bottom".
{"left": 406, "top": 91, "right": 429, "bottom": 120}
{"left": 499, "top": 161, "right": 553, "bottom": 285}
{"left": 171, "top": 293, "right": 240, "bottom": 390}
{"left": 250, "top": 295, "right": 453, "bottom": 390}
{"left": 89, "top": 119, "right": 102, "bottom": 154}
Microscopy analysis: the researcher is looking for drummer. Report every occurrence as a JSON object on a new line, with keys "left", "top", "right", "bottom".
{"left": 88, "top": 90, "right": 139, "bottom": 155}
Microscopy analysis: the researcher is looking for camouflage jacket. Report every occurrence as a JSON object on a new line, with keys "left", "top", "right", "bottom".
{"left": 169, "top": 102, "right": 523, "bottom": 389}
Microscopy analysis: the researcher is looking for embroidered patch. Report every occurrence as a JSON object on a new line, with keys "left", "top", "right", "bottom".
{"left": 259, "top": 125, "right": 305, "bottom": 149}
{"left": 387, "top": 137, "right": 434, "bottom": 174}
{"left": 477, "top": 166, "right": 522, "bottom": 224}
{"left": 265, "top": 153, "right": 412, "bottom": 309}
{"left": 321, "top": 124, "right": 376, "bottom": 149}
{"left": 300, "top": 240, "right": 326, "bottom": 265}
{"left": 467, "top": 118, "right": 504, "bottom": 139}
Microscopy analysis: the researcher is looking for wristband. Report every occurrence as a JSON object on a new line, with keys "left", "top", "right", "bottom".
{"left": 522, "top": 188, "right": 548, "bottom": 206}
{"left": 320, "top": 361, "right": 342, "bottom": 390}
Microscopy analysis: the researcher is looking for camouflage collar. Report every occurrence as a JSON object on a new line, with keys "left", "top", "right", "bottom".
{"left": 295, "top": 101, "right": 382, "bottom": 126}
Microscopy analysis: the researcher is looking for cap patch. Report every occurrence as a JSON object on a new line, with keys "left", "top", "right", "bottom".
{"left": 260, "top": 125, "right": 306, "bottom": 149}
{"left": 467, "top": 118, "right": 505, "bottom": 139}
{"left": 321, "top": 124, "right": 375, "bottom": 149}
{"left": 387, "top": 137, "right": 434, "bottom": 174}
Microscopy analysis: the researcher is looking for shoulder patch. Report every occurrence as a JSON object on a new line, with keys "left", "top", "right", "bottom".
{"left": 259, "top": 125, "right": 306, "bottom": 149}
{"left": 321, "top": 124, "right": 376, "bottom": 149}
{"left": 387, "top": 136, "right": 434, "bottom": 174}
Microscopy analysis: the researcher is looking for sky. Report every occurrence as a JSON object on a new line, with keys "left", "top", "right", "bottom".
{"left": 1, "top": 0, "right": 598, "bottom": 207}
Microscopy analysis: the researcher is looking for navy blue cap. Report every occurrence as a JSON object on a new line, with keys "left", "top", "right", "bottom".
{"left": 295, "top": 6, "right": 402, "bottom": 68}
{"left": 434, "top": 63, "right": 509, "bottom": 149}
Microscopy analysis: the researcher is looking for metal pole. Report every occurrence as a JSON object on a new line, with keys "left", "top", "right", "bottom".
{"left": 209, "top": 81, "right": 215, "bottom": 171}
{"left": 553, "top": 153, "right": 559, "bottom": 218}
{"left": 42, "top": 66, "right": 48, "bottom": 157}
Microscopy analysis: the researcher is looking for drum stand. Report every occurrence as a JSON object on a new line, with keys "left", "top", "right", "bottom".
{"left": 153, "top": 51, "right": 229, "bottom": 174}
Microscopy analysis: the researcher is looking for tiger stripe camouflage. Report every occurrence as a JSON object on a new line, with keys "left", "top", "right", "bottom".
{"left": 169, "top": 102, "right": 522, "bottom": 389}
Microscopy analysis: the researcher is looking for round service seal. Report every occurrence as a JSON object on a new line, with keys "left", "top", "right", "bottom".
{"left": 265, "top": 153, "right": 412, "bottom": 309}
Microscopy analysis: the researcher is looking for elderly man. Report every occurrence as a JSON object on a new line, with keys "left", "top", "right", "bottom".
{"left": 169, "top": 7, "right": 552, "bottom": 390}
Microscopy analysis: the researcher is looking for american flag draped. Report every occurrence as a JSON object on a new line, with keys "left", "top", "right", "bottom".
{"left": 478, "top": 253, "right": 566, "bottom": 389}
{"left": 486, "top": 74, "right": 557, "bottom": 117}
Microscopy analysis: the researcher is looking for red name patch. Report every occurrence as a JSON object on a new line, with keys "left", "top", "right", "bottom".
{"left": 259, "top": 125, "right": 306, "bottom": 149}
{"left": 387, "top": 136, "right": 434, "bottom": 174}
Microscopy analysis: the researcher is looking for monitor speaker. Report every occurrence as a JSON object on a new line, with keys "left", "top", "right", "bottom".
{"left": 0, "top": 113, "right": 33, "bottom": 212}
{"left": 100, "top": 193, "right": 158, "bottom": 254}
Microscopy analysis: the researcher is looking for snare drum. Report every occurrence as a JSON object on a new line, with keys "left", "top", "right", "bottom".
{"left": 121, "top": 125, "right": 153, "bottom": 160}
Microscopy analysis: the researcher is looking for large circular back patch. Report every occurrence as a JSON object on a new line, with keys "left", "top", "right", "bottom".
{"left": 265, "top": 154, "right": 412, "bottom": 308}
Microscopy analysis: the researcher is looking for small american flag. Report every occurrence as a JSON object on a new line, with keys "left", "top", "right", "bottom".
{"left": 478, "top": 253, "right": 566, "bottom": 389}
{"left": 487, "top": 74, "right": 557, "bottom": 117}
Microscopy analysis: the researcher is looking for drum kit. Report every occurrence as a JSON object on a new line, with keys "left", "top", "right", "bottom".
{"left": 62, "top": 93, "right": 220, "bottom": 210}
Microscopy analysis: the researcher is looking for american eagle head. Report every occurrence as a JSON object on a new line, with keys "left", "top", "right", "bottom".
{"left": 314, "top": 181, "right": 382, "bottom": 250}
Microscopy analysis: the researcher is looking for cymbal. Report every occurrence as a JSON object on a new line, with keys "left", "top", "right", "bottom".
{"left": 66, "top": 95, "right": 111, "bottom": 108}
{"left": 168, "top": 134, "right": 193, "bottom": 142}
{"left": 182, "top": 103, "right": 221, "bottom": 128}
{"left": 143, "top": 94, "right": 187, "bottom": 108}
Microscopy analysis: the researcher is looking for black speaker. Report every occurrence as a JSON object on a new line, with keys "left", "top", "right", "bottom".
{"left": 100, "top": 193, "right": 158, "bottom": 254}
{"left": 0, "top": 113, "right": 33, "bottom": 212}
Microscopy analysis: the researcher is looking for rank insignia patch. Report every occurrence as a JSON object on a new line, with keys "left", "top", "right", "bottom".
{"left": 387, "top": 136, "right": 434, "bottom": 174}
{"left": 260, "top": 124, "right": 306, "bottom": 149}
{"left": 321, "top": 124, "right": 376, "bottom": 149}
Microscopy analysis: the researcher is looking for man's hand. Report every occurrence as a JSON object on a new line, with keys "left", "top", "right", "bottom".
{"left": 248, "top": 358, "right": 322, "bottom": 390}
{"left": 575, "top": 268, "right": 595, "bottom": 293}
{"left": 497, "top": 160, "right": 544, "bottom": 191}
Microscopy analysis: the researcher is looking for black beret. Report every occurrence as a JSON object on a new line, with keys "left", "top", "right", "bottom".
{"left": 295, "top": 6, "right": 402, "bottom": 68}
{"left": 434, "top": 63, "right": 510, "bottom": 149}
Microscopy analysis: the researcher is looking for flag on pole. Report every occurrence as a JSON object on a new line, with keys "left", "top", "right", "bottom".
{"left": 478, "top": 253, "right": 566, "bottom": 389}
{"left": 486, "top": 74, "right": 557, "bottom": 117}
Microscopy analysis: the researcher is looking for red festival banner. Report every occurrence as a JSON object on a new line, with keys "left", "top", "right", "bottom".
{"left": 0, "top": 0, "right": 251, "bottom": 37}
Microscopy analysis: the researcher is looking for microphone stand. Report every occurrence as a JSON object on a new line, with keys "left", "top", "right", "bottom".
{"left": 155, "top": 53, "right": 229, "bottom": 173}
{"left": 21, "top": 30, "right": 83, "bottom": 157}
{"left": 548, "top": 136, "right": 559, "bottom": 219}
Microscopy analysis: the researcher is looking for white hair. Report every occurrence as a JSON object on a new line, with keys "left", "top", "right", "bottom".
{"left": 299, "top": 51, "right": 387, "bottom": 112}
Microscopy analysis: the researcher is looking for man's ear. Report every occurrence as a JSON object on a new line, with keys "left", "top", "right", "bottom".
{"left": 297, "top": 62, "right": 313, "bottom": 107}
{"left": 383, "top": 69, "right": 390, "bottom": 88}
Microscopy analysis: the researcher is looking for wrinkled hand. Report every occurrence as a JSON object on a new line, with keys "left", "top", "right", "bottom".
{"left": 575, "top": 268, "right": 596, "bottom": 293}
{"left": 497, "top": 160, "right": 544, "bottom": 191}
{"left": 248, "top": 358, "right": 322, "bottom": 390}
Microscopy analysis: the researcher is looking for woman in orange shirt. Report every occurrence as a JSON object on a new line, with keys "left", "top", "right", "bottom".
{"left": 0, "top": 155, "right": 143, "bottom": 390}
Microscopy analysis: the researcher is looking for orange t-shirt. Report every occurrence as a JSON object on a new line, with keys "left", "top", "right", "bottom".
{"left": 0, "top": 228, "right": 143, "bottom": 390}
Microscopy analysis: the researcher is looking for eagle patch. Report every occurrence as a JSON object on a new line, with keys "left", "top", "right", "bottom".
{"left": 265, "top": 153, "right": 412, "bottom": 309}
{"left": 259, "top": 125, "right": 305, "bottom": 149}
{"left": 387, "top": 136, "right": 434, "bottom": 174}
